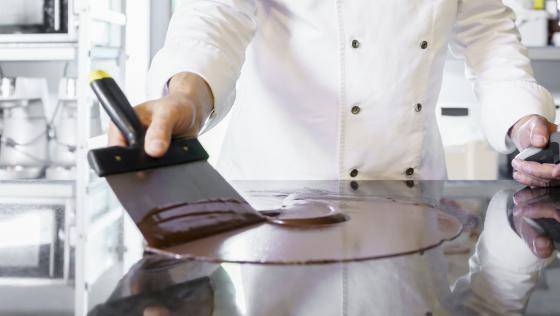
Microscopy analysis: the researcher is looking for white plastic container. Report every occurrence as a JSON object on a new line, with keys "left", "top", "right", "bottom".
{"left": 517, "top": 10, "right": 549, "bottom": 47}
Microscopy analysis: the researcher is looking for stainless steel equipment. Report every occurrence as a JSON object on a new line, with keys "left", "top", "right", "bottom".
{"left": 0, "top": 205, "right": 63, "bottom": 278}
{"left": 0, "top": 0, "right": 76, "bottom": 43}
{"left": 0, "top": 78, "right": 49, "bottom": 179}
{"left": 46, "top": 76, "right": 102, "bottom": 180}
{"left": 0, "top": 77, "right": 14, "bottom": 160}
{"left": 46, "top": 77, "right": 77, "bottom": 180}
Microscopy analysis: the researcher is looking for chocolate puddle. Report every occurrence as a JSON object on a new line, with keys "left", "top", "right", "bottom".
{"left": 146, "top": 197, "right": 463, "bottom": 265}
{"left": 266, "top": 200, "right": 350, "bottom": 227}
{"left": 138, "top": 199, "right": 266, "bottom": 248}
{"left": 137, "top": 199, "right": 348, "bottom": 248}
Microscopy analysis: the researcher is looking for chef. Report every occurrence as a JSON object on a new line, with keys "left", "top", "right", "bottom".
{"left": 109, "top": 0, "right": 559, "bottom": 185}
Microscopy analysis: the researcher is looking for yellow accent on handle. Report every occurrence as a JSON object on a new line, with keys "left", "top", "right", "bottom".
{"left": 533, "top": 0, "right": 545, "bottom": 10}
{"left": 89, "top": 70, "right": 112, "bottom": 83}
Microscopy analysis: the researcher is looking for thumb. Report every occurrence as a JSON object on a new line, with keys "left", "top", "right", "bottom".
{"left": 144, "top": 107, "right": 175, "bottom": 157}
{"left": 529, "top": 116, "right": 551, "bottom": 148}
{"left": 548, "top": 122, "right": 558, "bottom": 134}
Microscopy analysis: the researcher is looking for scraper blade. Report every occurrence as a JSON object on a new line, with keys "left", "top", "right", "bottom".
{"left": 87, "top": 70, "right": 264, "bottom": 247}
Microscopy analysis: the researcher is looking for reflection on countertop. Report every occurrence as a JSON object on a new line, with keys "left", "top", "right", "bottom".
{"left": 0, "top": 178, "right": 125, "bottom": 316}
{"left": 1, "top": 181, "right": 559, "bottom": 315}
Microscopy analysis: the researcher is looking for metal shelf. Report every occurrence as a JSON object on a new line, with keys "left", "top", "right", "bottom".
{"left": 528, "top": 47, "right": 560, "bottom": 61}
{"left": 90, "top": 45, "right": 123, "bottom": 60}
{"left": 0, "top": 44, "right": 122, "bottom": 62}
{"left": 87, "top": 206, "right": 123, "bottom": 236}
{"left": 0, "top": 180, "right": 74, "bottom": 200}
{"left": 0, "top": 43, "right": 77, "bottom": 61}
{"left": 91, "top": 9, "right": 127, "bottom": 26}
{"left": 0, "top": 277, "right": 70, "bottom": 287}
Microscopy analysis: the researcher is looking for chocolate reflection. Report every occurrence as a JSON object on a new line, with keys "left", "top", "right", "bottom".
{"left": 89, "top": 276, "right": 213, "bottom": 316}
{"left": 88, "top": 256, "right": 237, "bottom": 316}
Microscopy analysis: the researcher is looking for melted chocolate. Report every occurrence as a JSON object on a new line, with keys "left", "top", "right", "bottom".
{"left": 150, "top": 197, "right": 464, "bottom": 265}
{"left": 266, "top": 200, "right": 350, "bottom": 227}
{"left": 138, "top": 199, "right": 265, "bottom": 248}
{"left": 137, "top": 198, "right": 352, "bottom": 248}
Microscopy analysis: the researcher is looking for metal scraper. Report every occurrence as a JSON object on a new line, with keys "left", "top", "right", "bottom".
{"left": 87, "top": 70, "right": 265, "bottom": 248}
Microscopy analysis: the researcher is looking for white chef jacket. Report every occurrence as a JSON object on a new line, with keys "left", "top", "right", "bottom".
{"left": 148, "top": 0, "right": 557, "bottom": 180}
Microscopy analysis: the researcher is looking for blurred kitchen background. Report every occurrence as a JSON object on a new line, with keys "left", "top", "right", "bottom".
{"left": 0, "top": 0, "right": 558, "bottom": 315}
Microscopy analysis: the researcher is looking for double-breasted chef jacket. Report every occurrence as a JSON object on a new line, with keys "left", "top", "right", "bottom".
{"left": 148, "top": 0, "right": 557, "bottom": 180}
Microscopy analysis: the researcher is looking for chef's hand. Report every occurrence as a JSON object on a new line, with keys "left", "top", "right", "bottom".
{"left": 108, "top": 72, "right": 214, "bottom": 157}
{"left": 510, "top": 115, "right": 559, "bottom": 187}
{"left": 143, "top": 306, "right": 171, "bottom": 316}
{"left": 512, "top": 187, "right": 558, "bottom": 258}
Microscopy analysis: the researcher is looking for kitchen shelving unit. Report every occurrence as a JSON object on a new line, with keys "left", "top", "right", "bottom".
{"left": 0, "top": 181, "right": 75, "bottom": 315}
{"left": 75, "top": 1, "right": 128, "bottom": 314}
{"left": 0, "top": 0, "right": 129, "bottom": 315}
{"left": 0, "top": 43, "right": 78, "bottom": 61}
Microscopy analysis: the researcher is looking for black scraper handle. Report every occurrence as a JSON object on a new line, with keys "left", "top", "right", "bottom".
{"left": 90, "top": 70, "right": 145, "bottom": 147}
{"left": 87, "top": 70, "right": 209, "bottom": 177}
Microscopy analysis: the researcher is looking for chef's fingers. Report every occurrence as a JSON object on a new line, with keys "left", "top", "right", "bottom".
{"left": 532, "top": 235, "right": 555, "bottom": 258}
{"left": 510, "top": 115, "right": 556, "bottom": 150}
{"left": 144, "top": 104, "right": 175, "bottom": 157}
{"left": 513, "top": 187, "right": 549, "bottom": 205}
{"left": 528, "top": 116, "right": 552, "bottom": 148}
{"left": 135, "top": 102, "right": 155, "bottom": 127}
{"left": 107, "top": 101, "right": 154, "bottom": 147}
{"left": 143, "top": 305, "right": 171, "bottom": 316}
{"left": 548, "top": 122, "right": 558, "bottom": 134}
{"left": 513, "top": 202, "right": 560, "bottom": 222}
{"left": 513, "top": 171, "right": 551, "bottom": 187}
{"left": 512, "top": 160, "right": 560, "bottom": 181}
{"left": 515, "top": 218, "right": 555, "bottom": 258}
{"left": 107, "top": 122, "right": 127, "bottom": 147}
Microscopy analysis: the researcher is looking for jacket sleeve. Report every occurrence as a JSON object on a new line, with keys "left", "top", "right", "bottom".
{"left": 148, "top": 0, "right": 257, "bottom": 131}
{"left": 450, "top": 0, "right": 556, "bottom": 154}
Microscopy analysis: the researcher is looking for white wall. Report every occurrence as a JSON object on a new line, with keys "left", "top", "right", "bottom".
{"left": 125, "top": 0, "right": 151, "bottom": 105}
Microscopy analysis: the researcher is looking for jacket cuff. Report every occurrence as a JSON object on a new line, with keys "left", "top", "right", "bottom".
{"left": 476, "top": 81, "right": 556, "bottom": 154}
{"left": 148, "top": 40, "right": 237, "bottom": 132}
